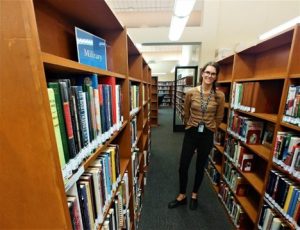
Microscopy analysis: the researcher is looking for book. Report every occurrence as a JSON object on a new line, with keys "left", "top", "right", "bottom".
{"left": 47, "top": 88, "right": 66, "bottom": 168}
{"left": 269, "top": 217, "right": 282, "bottom": 230}
{"left": 48, "top": 82, "right": 70, "bottom": 164}
{"left": 240, "top": 153, "right": 254, "bottom": 172}
{"left": 75, "top": 27, "right": 107, "bottom": 70}
{"left": 67, "top": 196, "right": 83, "bottom": 230}
{"left": 58, "top": 80, "right": 77, "bottom": 159}
{"left": 262, "top": 123, "right": 275, "bottom": 149}
{"left": 99, "top": 76, "right": 117, "bottom": 125}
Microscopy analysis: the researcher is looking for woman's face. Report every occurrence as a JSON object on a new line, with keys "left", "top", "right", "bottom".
{"left": 202, "top": 65, "right": 217, "bottom": 85}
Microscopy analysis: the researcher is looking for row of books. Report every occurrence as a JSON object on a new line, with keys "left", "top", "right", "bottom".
{"left": 214, "top": 130, "right": 226, "bottom": 146}
{"left": 228, "top": 110, "right": 274, "bottom": 147}
{"left": 130, "top": 117, "right": 138, "bottom": 148}
{"left": 283, "top": 84, "right": 300, "bottom": 126}
{"left": 130, "top": 84, "right": 139, "bottom": 112}
{"left": 231, "top": 81, "right": 259, "bottom": 112}
{"left": 218, "top": 181, "right": 247, "bottom": 228}
{"left": 224, "top": 135, "right": 254, "bottom": 172}
{"left": 258, "top": 200, "right": 290, "bottom": 230}
{"left": 223, "top": 161, "right": 249, "bottom": 196}
{"left": 209, "top": 147, "right": 222, "bottom": 165}
{"left": 131, "top": 150, "right": 143, "bottom": 229}
{"left": 66, "top": 145, "right": 129, "bottom": 229}
{"left": 273, "top": 132, "right": 300, "bottom": 177}
{"left": 265, "top": 170, "right": 300, "bottom": 227}
{"left": 47, "top": 75, "right": 123, "bottom": 179}
{"left": 206, "top": 161, "right": 221, "bottom": 185}
{"left": 157, "top": 81, "right": 174, "bottom": 86}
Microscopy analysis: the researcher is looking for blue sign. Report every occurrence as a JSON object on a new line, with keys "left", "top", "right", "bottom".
{"left": 75, "top": 27, "right": 107, "bottom": 70}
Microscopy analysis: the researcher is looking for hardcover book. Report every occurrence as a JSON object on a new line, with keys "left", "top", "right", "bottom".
{"left": 75, "top": 27, "right": 107, "bottom": 70}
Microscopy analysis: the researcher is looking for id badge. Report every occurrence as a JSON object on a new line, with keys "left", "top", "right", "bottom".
{"left": 198, "top": 122, "right": 205, "bottom": 133}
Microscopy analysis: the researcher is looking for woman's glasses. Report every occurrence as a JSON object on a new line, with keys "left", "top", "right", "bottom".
{"left": 203, "top": 71, "right": 217, "bottom": 77}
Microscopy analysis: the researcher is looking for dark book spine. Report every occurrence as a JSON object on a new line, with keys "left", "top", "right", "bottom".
{"left": 102, "top": 85, "right": 109, "bottom": 132}
{"left": 77, "top": 89, "right": 90, "bottom": 147}
{"left": 48, "top": 82, "right": 70, "bottom": 163}
{"left": 108, "top": 85, "right": 113, "bottom": 127}
{"left": 70, "top": 94, "right": 82, "bottom": 153}
{"left": 98, "top": 84, "right": 106, "bottom": 133}
{"left": 78, "top": 184, "right": 91, "bottom": 230}
{"left": 83, "top": 84, "right": 94, "bottom": 141}
{"left": 58, "top": 81, "right": 77, "bottom": 159}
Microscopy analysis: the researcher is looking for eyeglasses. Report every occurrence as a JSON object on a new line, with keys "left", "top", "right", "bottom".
{"left": 203, "top": 71, "right": 217, "bottom": 77}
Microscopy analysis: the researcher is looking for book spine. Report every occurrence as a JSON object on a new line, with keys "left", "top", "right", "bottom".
{"left": 78, "top": 90, "right": 90, "bottom": 147}
{"left": 58, "top": 81, "right": 77, "bottom": 159}
{"left": 48, "top": 82, "right": 70, "bottom": 163}
{"left": 47, "top": 88, "right": 66, "bottom": 168}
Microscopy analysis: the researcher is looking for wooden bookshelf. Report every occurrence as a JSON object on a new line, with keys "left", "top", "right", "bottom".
{"left": 206, "top": 25, "right": 300, "bottom": 229}
{"left": 1, "top": 0, "right": 152, "bottom": 229}
{"left": 150, "top": 76, "right": 158, "bottom": 127}
{"left": 157, "top": 81, "right": 174, "bottom": 107}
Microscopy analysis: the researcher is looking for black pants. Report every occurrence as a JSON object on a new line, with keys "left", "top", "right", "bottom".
{"left": 179, "top": 126, "right": 214, "bottom": 194}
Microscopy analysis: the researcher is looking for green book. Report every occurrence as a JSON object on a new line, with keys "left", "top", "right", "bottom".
{"left": 48, "top": 82, "right": 70, "bottom": 163}
{"left": 47, "top": 88, "right": 66, "bottom": 168}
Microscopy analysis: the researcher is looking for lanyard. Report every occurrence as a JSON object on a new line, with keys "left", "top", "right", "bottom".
{"left": 200, "top": 85, "right": 214, "bottom": 122}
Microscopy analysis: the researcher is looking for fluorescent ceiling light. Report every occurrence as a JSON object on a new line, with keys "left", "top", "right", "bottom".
{"left": 169, "top": 16, "right": 189, "bottom": 41}
{"left": 259, "top": 16, "right": 300, "bottom": 40}
{"left": 174, "top": 0, "right": 196, "bottom": 17}
{"left": 152, "top": 72, "right": 166, "bottom": 75}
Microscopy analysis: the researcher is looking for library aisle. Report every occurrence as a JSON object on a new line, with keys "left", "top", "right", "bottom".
{"left": 139, "top": 108, "right": 234, "bottom": 230}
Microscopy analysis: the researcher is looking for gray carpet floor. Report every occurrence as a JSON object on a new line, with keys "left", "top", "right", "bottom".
{"left": 138, "top": 107, "right": 234, "bottom": 230}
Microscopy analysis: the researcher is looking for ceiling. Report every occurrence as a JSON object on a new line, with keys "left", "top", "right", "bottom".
{"left": 104, "top": 0, "right": 300, "bottom": 78}
{"left": 105, "top": 0, "right": 203, "bottom": 76}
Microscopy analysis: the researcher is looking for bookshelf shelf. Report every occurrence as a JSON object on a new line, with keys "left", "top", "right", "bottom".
{"left": 242, "top": 172, "right": 264, "bottom": 195}
{"left": 234, "top": 76, "right": 286, "bottom": 82}
{"left": 237, "top": 110, "right": 278, "bottom": 123}
{"left": 42, "top": 52, "right": 126, "bottom": 79}
{"left": 244, "top": 144, "right": 271, "bottom": 161}
{"left": 218, "top": 80, "right": 232, "bottom": 84}
{"left": 219, "top": 122, "right": 227, "bottom": 132}
{"left": 280, "top": 121, "right": 300, "bottom": 132}
{"left": 236, "top": 196, "right": 258, "bottom": 224}
{"left": 84, "top": 121, "right": 128, "bottom": 169}
{"left": 215, "top": 164, "right": 222, "bottom": 174}
{"left": 215, "top": 144, "right": 225, "bottom": 154}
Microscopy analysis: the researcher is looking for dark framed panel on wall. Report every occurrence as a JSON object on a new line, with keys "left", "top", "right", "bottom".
{"left": 173, "top": 66, "right": 198, "bottom": 132}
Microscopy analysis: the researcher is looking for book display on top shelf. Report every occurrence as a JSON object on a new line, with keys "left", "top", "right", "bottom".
{"left": 1, "top": 0, "right": 151, "bottom": 229}
{"left": 75, "top": 27, "right": 107, "bottom": 70}
{"left": 203, "top": 25, "right": 300, "bottom": 230}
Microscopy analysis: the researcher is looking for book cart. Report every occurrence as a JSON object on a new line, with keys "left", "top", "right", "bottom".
{"left": 205, "top": 25, "right": 300, "bottom": 229}
{"left": 1, "top": 0, "right": 152, "bottom": 229}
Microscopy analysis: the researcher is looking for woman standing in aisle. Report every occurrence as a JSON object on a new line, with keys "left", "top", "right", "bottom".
{"left": 168, "top": 61, "right": 225, "bottom": 210}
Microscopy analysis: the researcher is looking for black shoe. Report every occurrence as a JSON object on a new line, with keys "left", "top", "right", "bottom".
{"left": 168, "top": 197, "right": 187, "bottom": 209}
{"left": 189, "top": 198, "right": 198, "bottom": 210}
